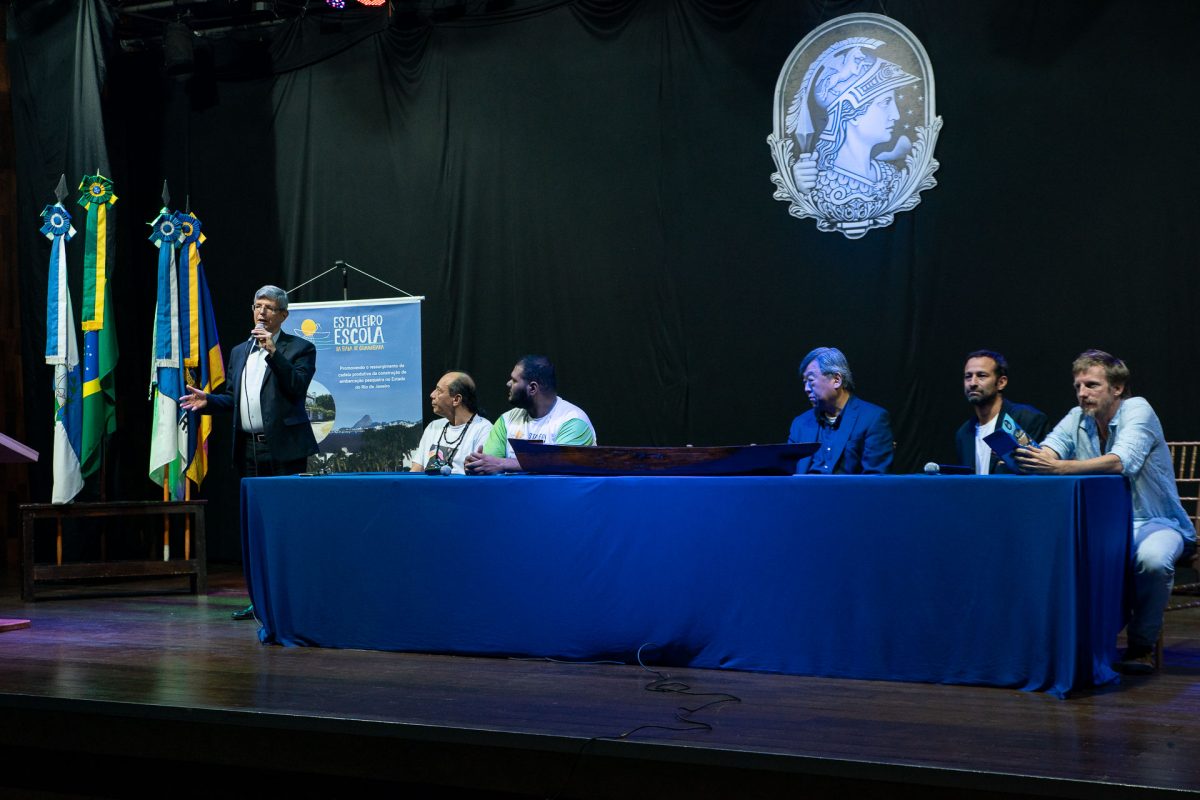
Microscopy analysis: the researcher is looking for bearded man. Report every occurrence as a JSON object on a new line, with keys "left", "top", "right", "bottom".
{"left": 465, "top": 355, "right": 596, "bottom": 475}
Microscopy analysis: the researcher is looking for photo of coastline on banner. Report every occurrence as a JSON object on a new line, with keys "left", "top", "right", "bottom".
{"left": 288, "top": 296, "right": 424, "bottom": 473}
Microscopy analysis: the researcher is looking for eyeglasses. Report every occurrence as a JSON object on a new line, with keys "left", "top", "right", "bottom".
{"left": 252, "top": 303, "right": 281, "bottom": 315}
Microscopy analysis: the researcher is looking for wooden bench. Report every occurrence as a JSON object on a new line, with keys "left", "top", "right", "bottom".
{"left": 20, "top": 500, "right": 207, "bottom": 601}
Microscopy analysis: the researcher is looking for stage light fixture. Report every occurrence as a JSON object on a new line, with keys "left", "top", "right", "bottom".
{"left": 162, "top": 20, "right": 194, "bottom": 77}
{"left": 357, "top": 0, "right": 387, "bottom": 5}
{"left": 326, "top": 0, "right": 346, "bottom": 8}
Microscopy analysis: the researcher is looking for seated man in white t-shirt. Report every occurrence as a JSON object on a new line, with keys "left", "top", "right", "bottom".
{"left": 410, "top": 371, "right": 492, "bottom": 475}
{"left": 465, "top": 355, "right": 596, "bottom": 475}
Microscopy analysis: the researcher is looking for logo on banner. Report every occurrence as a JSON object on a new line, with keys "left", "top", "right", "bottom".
{"left": 767, "top": 13, "right": 942, "bottom": 239}
{"left": 295, "top": 314, "right": 387, "bottom": 351}
{"left": 297, "top": 318, "right": 333, "bottom": 350}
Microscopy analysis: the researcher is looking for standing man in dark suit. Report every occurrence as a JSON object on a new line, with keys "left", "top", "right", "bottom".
{"left": 954, "top": 349, "right": 1050, "bottom": 474}
{"left": 788, "top": 347, "right": 893, "bottom": 474}
{"left": 180, "top": 284, "right": 318, "bottom": 619}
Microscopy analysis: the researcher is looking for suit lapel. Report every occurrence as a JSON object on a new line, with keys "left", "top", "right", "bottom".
{"left": 825, "top": 397, "right": 859, "bottom": 471}
{"left": 261, "top": 332, "right": 293, "bottom": 393}
{"left": 261, "top": 338, "right": 275, "bottom": 392}
{"left": 229, "top": 341, "right": 249, "bottom": 409}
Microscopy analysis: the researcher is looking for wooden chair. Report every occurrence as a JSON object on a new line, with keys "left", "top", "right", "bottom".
{"left": 1156, "top": 442, "right": 1200, "bottom": 668}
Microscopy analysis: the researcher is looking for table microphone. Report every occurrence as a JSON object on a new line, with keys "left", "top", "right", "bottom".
{"left": 923, "top": 462, "right": 973, "bottom": 475}
{"left": 440, "top": 464, "right": 452, "bottom": 476}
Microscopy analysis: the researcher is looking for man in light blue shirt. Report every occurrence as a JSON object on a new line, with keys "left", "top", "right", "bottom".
{"left": 1015, "top": 350, "right": 1195, "bottom": 674}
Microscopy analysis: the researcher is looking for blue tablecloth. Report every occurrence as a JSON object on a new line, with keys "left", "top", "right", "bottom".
{"left": 241, "top": 474, "right": 1131, "bottom": 696}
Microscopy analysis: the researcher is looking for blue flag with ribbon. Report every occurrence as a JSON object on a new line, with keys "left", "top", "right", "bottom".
{"left": 148, "top": 208, "right": 186, "bottom": 495}
{"left": 41, "top": 201, "right": 84, "bottom": 504}
{"left": 176, "top": 211, "right": 225, "bottom": 489}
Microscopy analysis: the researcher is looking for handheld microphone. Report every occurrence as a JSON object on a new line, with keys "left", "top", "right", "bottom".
{"left": 249, "top": 321, "right": 265, "bottom": 349}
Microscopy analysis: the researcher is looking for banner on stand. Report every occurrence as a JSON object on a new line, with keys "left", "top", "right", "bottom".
{"left": 289, "top": 296, "right": 424, "bottom": 472}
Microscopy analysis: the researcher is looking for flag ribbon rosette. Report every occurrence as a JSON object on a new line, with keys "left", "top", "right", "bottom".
{"left": 77, "top": 173, "right": 116, "bottom": 330}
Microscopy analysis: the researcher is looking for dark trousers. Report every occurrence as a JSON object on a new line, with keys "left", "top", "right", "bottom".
{"left": 239, "top": 434, "right": 308, "bottom": 477}
{"left": 237, "top": 433, "right": 306, "bottom": 614}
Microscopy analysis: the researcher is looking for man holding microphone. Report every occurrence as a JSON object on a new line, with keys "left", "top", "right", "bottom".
{"left": 180, "top": 284, "right": 318, "bottom": 619}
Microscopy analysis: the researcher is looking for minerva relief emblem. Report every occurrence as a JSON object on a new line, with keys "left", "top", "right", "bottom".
{"left": 768, "top": 13, "right": 942, "bottom": 239}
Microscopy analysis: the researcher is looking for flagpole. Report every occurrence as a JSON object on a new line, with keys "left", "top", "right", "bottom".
{"left": 162, "top": 472, "right": 170, "bottom": 561}
{"left": 184, "top": 479, "right": 191, "bottom": 561}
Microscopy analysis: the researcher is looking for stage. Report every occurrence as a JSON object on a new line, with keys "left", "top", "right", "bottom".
{"left": 2, "top": 565, "right": 1199, "bottom": 798}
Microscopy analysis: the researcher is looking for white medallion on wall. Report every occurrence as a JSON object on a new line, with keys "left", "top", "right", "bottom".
{"left": 768, "top": 13, "right": 942, "bottom": 240}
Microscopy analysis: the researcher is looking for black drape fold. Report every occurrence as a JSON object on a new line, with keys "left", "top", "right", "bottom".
{"left": 9, "top": 0, "right": 115, "bottom": 503}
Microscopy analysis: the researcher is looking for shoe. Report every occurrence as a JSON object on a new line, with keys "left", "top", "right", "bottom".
{"left": 1114, "top": 645, "right": 1156, "bottom": 675}
{"left": 231, "top": 604, "right": 255, "bottom": 621}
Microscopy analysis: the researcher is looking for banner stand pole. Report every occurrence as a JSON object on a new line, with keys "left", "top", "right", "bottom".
{"left": 287, "top": 260, "right": 417, "bottom": 300}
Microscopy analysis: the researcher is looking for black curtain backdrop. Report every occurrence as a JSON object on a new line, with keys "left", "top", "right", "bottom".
{"left": 11, "top": 0, "right": 1200, "bottom": 559}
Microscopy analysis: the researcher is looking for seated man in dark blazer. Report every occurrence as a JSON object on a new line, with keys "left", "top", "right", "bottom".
{"left": 955, "top": 349, "right": 1049, "bottom": 474}
{"left": 788, "top": 347, "right": 893, "bottom": 474}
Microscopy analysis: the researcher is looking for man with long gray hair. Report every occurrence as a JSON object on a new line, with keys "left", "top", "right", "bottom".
{"left": 787, "top": 346, "right": 893, "bottom": 474}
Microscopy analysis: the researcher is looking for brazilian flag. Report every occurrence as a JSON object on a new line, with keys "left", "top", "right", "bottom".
{"left": 78, "top": 173, "right": 118, "bottom": 477}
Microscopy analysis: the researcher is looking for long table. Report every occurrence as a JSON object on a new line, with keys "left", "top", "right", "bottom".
{"left": 241, "top": 474, "right": 1131, "bottom": 697}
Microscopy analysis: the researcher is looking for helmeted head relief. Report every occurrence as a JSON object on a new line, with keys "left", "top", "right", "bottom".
{"left": 814, "top": 50, "right": 918, "bottom": 137}
{"left": 788, "top": 40, "right": 919, "bottom": 149}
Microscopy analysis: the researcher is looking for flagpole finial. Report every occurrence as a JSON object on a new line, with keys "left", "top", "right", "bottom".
{"left": 54, "top": 174, "right": 68, "bottom": 203}
{"left": 161, "top": 180, "right": 170, "bottom": 208}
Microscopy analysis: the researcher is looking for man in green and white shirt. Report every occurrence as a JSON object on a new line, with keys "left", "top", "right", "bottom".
{"left": 465, "top": 355, "right": 596, "bottom": 474}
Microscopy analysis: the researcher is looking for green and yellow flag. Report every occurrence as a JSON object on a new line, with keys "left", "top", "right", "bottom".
{"left": 77, "top": 173, "right": 119, "bottom": 477}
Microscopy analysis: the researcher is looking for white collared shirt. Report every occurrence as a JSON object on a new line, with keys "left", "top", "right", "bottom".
{"left": 239, "top": 332, "right": 279, "bottom": 434}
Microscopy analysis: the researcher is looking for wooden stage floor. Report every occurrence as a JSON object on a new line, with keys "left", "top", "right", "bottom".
{"left": 2, "top": 565, "right": 1199, "bottom": 799}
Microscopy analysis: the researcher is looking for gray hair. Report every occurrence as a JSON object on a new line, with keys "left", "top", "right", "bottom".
{"left": 254, "top": 284, "right": 289, "bottom": 311}
{"left": 799, "top": 346, "right": 855, "bottom": 392}
{"left": 446, "top": 371, "right": 479, "bottom": 413}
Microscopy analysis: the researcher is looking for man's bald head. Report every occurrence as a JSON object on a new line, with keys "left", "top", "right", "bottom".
{"left": 444, "top": 371, "right": 479, "bottom": 413}
{"left": 429, "top": 370, "right": 480, "bottom": 425}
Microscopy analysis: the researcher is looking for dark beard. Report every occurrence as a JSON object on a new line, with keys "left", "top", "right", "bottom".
{"left": 508, "top": 387, "right": 532, "bottom": 411}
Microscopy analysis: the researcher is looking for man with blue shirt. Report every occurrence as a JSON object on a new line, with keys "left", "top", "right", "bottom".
{"left": 788, "top": 347, "right": 893, "bottom": 474}
{"left": 1015, "top": 350, "right": 1195, "bottom": 674}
